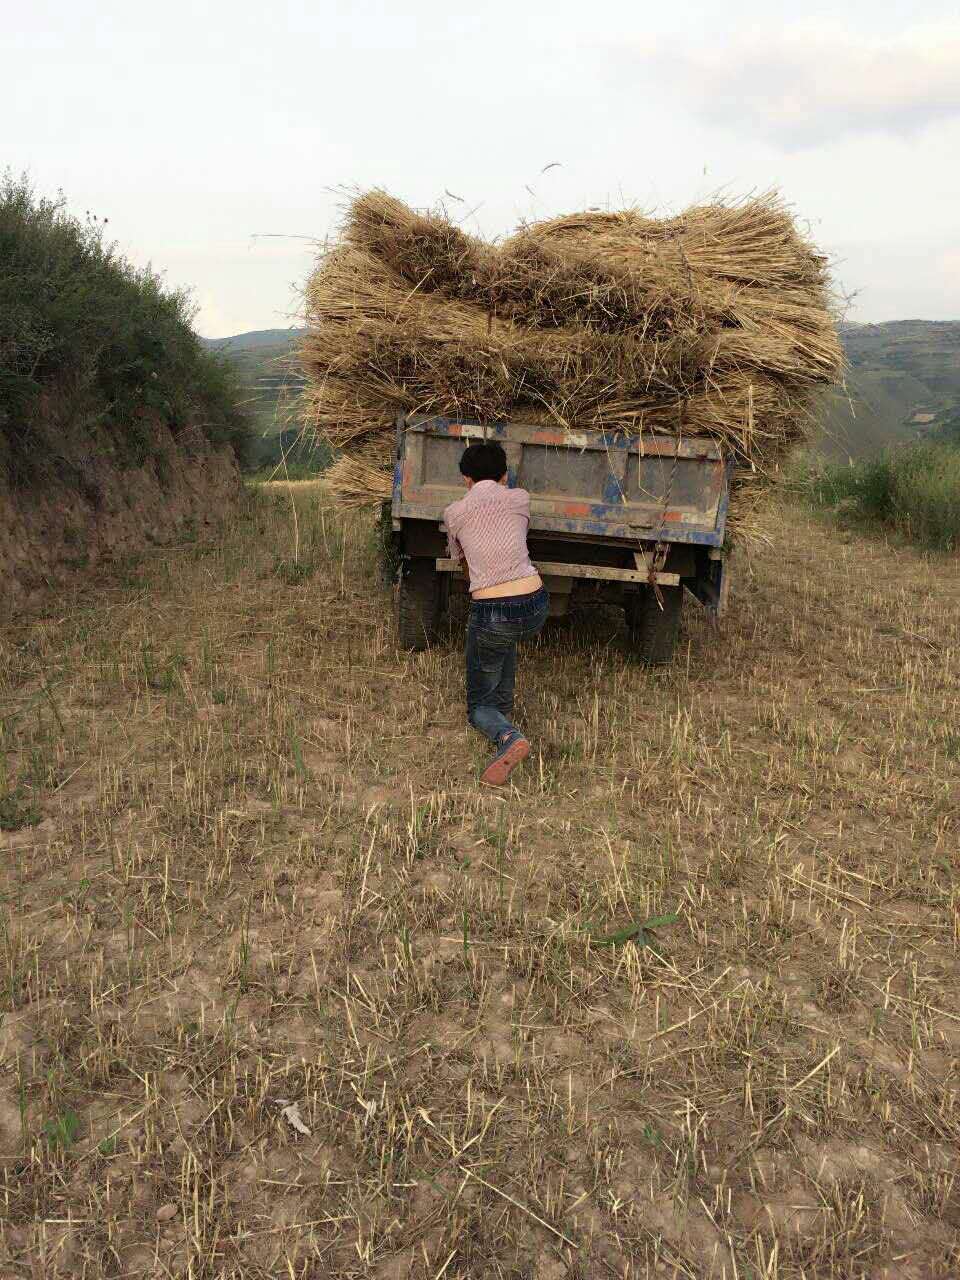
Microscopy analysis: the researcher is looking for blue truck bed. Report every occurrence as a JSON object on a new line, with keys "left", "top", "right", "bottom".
{"left": 392, "top": 416, "right": 730, "bottom": 548}
{"left": 387, "top": 414, "right": 731, "bottom": 661}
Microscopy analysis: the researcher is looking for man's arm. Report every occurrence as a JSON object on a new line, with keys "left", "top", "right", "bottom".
{"left": 443, "top": 506, "right": 470, "bottom": 585}
{"left": 512, "top": 487, "right": 531, "bottom": 526}
{"left": 444, "top": 504, "right": 463, "bottom": 562}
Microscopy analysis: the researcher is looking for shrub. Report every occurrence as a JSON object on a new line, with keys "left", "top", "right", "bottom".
{"left": 801, "top": 443, "right": 960, "bottom": 552}
{"left": 0, "top": 173, "right": 252, "bottom": 481}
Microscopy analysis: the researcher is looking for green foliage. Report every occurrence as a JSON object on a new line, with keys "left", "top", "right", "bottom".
{"left": 800, "top": 442, "right": 960, "bottom": 552}
{"left": 0, "top": 172, "right": 251, "bottom": 481}
{"left": 44, "top": 1109, "right": 81, "bottom": 1149}
{"left": 246, "top": 428, "right": 331, "bottom": 477}
{"left": 248, "top": 460, "right": 326, "bottom": 484}
{"left": 584, "top": 911, "right": 680, "bottom": 950}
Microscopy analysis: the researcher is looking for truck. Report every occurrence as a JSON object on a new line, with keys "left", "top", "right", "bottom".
{"left": 384, "top": 414, "right": 730, "bottom": 664}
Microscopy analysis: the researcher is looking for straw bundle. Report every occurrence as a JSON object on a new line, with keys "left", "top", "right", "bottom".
{"left": 323, "top": 453, "right": 393, "bottom": 508}
{"left": 300, "top": 190, "right": 842, "bottom": 538}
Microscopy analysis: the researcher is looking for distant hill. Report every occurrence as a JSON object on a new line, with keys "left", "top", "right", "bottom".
{"left": 819, "top": 320, "right": 960, "bottom": 460}
{"left": 203, "top": 330, "right": 308, "bottom": 465}
{"left": 205, "top": 320, "right": 960, "bottom": 463}
{"left": 201, "top": 328, "right": 306, "bottom": 353}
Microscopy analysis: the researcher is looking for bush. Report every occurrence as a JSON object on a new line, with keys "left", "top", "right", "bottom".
{"left": 801, "top": 443, "right": 960, "bottom": 552}
{"left": 0, "top": 173, "right": 251, "bottom": 481}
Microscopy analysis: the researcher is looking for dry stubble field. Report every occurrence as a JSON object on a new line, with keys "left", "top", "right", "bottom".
{"left": 1, "top": 486, "right": 959, "bottom": 1279}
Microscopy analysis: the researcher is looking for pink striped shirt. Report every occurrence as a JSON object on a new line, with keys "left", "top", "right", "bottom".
{"left": 444, "top": 481, "right": 537, "bottom": 593}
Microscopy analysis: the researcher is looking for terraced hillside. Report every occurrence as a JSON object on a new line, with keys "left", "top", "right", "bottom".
{"left": 822, "top": 321, "right": 960, "bottom": 460}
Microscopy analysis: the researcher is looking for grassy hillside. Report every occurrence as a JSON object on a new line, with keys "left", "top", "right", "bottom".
{"left": 0, "top": 175, "right": 250, "bottom": 482}
{"left": 2, "top": 490, "right": 959, "bottom": 1274}
{"left": 212, "top": 320, "right": 960, "bottom": 466}
{"left": 801, "top": 441, "right": 960, "bottom": 552}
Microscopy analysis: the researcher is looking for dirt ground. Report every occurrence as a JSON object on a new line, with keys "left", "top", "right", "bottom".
{"left": 1, "top": 486, "right": 959, "bottom": 1278}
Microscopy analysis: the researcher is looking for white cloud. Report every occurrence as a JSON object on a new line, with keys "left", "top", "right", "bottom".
{"left": 636, "top": 21, "right": 960, "bottom": 149}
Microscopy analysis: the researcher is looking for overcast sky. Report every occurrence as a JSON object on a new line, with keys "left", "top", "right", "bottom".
{"left": 5, "top": 0, "right": 959, "bottom": 336}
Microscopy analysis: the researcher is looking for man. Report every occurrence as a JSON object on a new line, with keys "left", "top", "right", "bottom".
{"left": 444, "top": 442, "right": 548, "bottom": 786}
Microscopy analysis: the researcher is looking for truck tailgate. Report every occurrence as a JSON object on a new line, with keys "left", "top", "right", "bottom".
{"left": 393, "top": 416, "right": 729, "bottom": 547}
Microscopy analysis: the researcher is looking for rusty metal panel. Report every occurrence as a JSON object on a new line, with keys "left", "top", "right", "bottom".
{"left": 395, "top": 415, "right": 729, "bottom": 547}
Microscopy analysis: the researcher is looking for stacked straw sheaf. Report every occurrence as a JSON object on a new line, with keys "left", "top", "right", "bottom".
{"left": 298, "top": 191, "right": 843, "bottom": 536}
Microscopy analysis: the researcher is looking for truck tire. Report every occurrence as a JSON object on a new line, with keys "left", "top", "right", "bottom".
{"left": 626, "top": 586, "right": 683, "bottom": 666}
{"left": 397, "top": 558, "right": 441, "bottom": 651}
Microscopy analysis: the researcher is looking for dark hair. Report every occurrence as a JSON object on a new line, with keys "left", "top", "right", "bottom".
{"left": 459, "top": 441, "right": 508, "bottom": 483}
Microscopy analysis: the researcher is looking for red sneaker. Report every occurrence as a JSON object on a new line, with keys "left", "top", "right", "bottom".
{"left": 480, "top": 734, "right": 530, "bottom": 787}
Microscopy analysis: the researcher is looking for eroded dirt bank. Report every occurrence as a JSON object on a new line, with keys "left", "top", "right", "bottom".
{"left": 1, "top": 420, "right": 240, "bottom": 612}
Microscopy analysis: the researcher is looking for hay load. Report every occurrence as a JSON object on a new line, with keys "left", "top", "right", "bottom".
{"left": 298, "top": 190, "right": 843, "bottom": 534}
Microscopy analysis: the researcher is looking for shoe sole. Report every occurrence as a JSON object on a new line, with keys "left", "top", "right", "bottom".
{"left": 480, "top": 738, "right": 531, "bottom": 787}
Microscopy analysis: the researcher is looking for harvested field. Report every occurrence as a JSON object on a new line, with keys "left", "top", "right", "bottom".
{"left": 1, "top": 488, "right": 959, "bottom": 1277}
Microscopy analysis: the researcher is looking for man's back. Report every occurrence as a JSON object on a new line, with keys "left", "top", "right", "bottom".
{"left": 444, "top": 480, "right": 535, "bottom": 594}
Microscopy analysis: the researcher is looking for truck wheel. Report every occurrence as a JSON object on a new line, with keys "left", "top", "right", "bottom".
{"left": 626, "top": 586, "right": 683, "bottom": 666}
{"left": 397, "top": 558, "right": 441, "bottom": 651}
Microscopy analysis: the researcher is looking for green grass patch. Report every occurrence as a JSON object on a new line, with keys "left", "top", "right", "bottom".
{"left": 245, "top": 428, "right": 331, "bottom": 479}
{"left": 44, "top": 1110, "right": 81, "bottom": 1149}
{"left": 799, "top": 442, "right": 960, "bottom": 553}
{"left": 248, "top": 459, "right": 328, "bottom": 484}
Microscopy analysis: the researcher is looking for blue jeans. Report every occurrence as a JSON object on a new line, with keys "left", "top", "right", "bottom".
{"left": 466, "top": 588, "right": 549, "bottom": 743}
